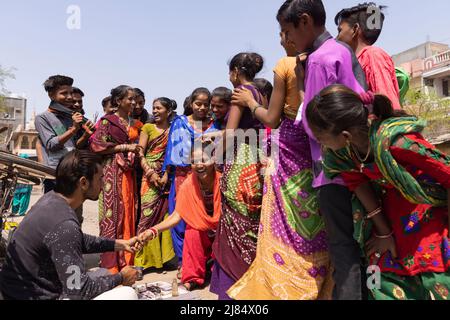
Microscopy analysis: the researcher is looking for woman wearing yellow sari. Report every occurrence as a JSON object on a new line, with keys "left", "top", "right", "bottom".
{"left": 134, "top": 98, "right": 177, "bottom": 270}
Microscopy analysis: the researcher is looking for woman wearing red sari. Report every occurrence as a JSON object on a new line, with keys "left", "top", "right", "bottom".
{"left": 139, "top": 144, "right": 221, "bottom": 291}
{"left": 90, "top": 85, "right": 143, "bottom": 274}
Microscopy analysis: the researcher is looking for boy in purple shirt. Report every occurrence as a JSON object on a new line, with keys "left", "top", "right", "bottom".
{"left": 277, "top": 0, "right": 368, "bottom": 300}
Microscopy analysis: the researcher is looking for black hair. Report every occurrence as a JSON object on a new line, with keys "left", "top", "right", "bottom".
{"left": 72, "top": 87, "right": 85, "bottom": 97}
{"left": 254, "top": 78, "right": 273, "bottom": 102}
{"left": 153, "top": 97, "right": 177, "bottom": 111}
{"left": 306, "top": 84, "right": 408, "bottom": 135}
{"left": 212, "top": 87, "right": 232, "bottom": 105}
{"left": 134, "top": 88, "right": 145, "bottom": 101}
{"left": 335, "top": 2, "right": 386, "bottom": 45}
{"left": 277, "top": 0, "right": 326, "bottom": 27}
{"left": 102, "top": 96, "right": 112, "bottom": 109}
{"left": 54, "top": 150, "right": 103, "bottom": 197}
{"left": 111, "top": 85, "right": 134, "bottom": 109}
{"left": 183, "top": 96, "right": 193, "bottom": 116}
{"left": 190, "top": 87, "right": 212, "bottom": 106}
{"left": 43, "top": 75, "right": 74, "bottom": 93}
{"left": 229, "top": 52, "right": 264, "bottom": 81}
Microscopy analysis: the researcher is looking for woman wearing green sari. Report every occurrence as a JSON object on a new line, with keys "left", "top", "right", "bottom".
{"left": 306, "top": 84, "right": 450, "bottom": 300}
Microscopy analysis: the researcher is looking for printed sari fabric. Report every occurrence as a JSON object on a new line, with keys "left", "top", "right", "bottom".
{"left": 212, "top": 84, "right": 265, "bottom": 292}
{"left": 134, "top": 124, "right": 175, "bottom": 269}
{"left": 323, "top": 117, "right": 450, "bottom": 298}
{"left": 228, "top": 118, "right": 333, "bottom": 300}
{"left": 90, "top": 114, "right": 140, "bottom": 273}
{"left": 163, "top": 115, "right": 220, "bottom": 262}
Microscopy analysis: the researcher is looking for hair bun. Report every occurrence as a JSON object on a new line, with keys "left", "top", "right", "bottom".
{"left": 249, "top": 53, "right": 264, "bottom": 74}
{"left": 170, "top": 100, "right": 178, "bottom": 110}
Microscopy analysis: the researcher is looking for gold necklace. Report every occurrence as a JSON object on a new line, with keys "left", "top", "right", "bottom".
{"left": 350, "top": 143, "right": 371, "bottom": 172}
{"left": 118, "top": 116, "right": 130, "bottom": 129}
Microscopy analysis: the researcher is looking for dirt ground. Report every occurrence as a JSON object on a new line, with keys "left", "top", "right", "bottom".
{"left": 26, "top": 186, "right": 218, "bottom": 300}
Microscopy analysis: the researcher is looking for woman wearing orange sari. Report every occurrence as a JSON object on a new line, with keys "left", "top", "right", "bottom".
{"left": 139, "top": 145, "right": 221, "bottom": 290}
{"left": 90, "top": 85, "right": 143, "bottom": 273}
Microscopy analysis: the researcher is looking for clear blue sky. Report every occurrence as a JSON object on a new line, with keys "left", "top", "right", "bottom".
{"left": 1, "top": 0, "right": 449, "bottom": 121}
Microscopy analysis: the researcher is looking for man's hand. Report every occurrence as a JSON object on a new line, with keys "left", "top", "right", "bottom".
{"left": 72, "top": 112, "right": 84, "bottom": 129}
{"left": 115, "top": 237, "right": 142, "bottom": 253}
{"left": 295, "top": 53, "right": 308, "bottom": 89}
{"left": 120, "top": 266, "right": 139, "bottom": 286}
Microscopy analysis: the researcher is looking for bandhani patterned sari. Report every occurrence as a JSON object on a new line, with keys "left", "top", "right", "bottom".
{"left": 228, "top": 117, "right": 333, "bottom": 300}
{"left": 211, "top": 85, "right": 266, "bottom": 299}
{"left": 228, "top": 60, "right": 333, "bottom": 299}
{"left": 324, "top": 117, "right": 450, "bottom": 300}
{"left": 134, "top": 124, "right": 175, "bottom": 269}
{"left": 90, "top": 114, "right": 142, "bottom": 273}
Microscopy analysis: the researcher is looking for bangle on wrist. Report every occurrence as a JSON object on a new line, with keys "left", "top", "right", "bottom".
{"left": 119, "top": 144, "right": 127, "bottom": 152}
{"left": 150, "top": 227, "right": 159, "bottom": 238}
{"left": 366, "top": 207, "right": 382, "bottom": 220}
{"left": 374, "top": 230, "right": 394, "bottom": 239}
{"left": 251, "top": 105, "right": 262, "bottom": 119}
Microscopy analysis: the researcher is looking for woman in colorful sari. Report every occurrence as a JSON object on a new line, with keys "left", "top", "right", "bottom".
{"left": 210, "top": 52, "right": 266, "bottom": 300}
{"left": 161, "top": 87, "right": 220, "bottom": 277}
{"left": 134, "top": 98, "right": 177, "bottom": 271}
{"left": 139, "top": 144, "right": 221, "bottom": 290}
{"left": 90, "top": 85, "right": 143, "bottom": 274}
{"left": 306, "top": 84, "right": 450, "bottom": 300}
{"left": 227, "top": 34, "right": 332, "bottom": 300}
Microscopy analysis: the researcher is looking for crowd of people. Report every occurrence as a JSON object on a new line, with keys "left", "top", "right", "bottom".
{"left": 0, "top": 0, "right": 449, "bottom": 301}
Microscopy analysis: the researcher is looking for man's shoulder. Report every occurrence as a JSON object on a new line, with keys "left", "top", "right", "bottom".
{"left": 359, "top": 46, "right": 394, "bottom": 63}
{"left": 309, "top": 39, "right": 350, "bottom": 67}
{"left": 36, "top": 110, "right": 52, "bottom": 121}
{"left": 36, "top": 110, "right": 60, "bottom": 125}
{"left": 27, "top": 192, "right": 76, "bottom": 224}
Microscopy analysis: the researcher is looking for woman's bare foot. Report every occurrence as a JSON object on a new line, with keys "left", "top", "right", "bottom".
{"left": 182, "top": 281, "right": 199, "bottom": 291}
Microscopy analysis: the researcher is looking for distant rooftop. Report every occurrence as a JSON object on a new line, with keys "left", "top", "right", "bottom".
{"left": 392, "top": 41, "right": 449, "bottom": 66}
{"left": 3, "top": 93, "right": 27, "bottom": 99}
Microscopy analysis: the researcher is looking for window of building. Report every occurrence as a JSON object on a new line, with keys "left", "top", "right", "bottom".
{"left": 425, "top": 79, "right": 434, "bottom": 87}
{"left": 32, "top": 137, "right": 37, "bottom": 149}
{"left": 443, "top": 80, "right": 449, "bottom": 97}
{"left": 21, "top": 136, "right": 30, "bottom": 149}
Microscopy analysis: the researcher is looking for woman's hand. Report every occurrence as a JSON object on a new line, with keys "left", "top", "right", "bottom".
{"left": 127, "top": 144, "right": 142, "bottom": 154}
{"left": 158, "top": 172, "right": 169, "bottom": 189}
{"left": 232, "top": 87, "right": 257, "bottom": 108}
{"left": 138, "top": 229, "right": 158, "bottom": 243}
{"left": 148, "top": 172, "right": 160, "bottom": 188}
{"left": 365, "top": 235, "right": 398, "bottom": 264}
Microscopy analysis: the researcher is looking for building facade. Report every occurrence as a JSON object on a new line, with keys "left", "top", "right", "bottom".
{"left": 0, "top": 94, "right": 27, "bottom": 144}
{"left": 392, "top": 42, "right": 450, "bottom": 99}
{"left": 9, "top": 112, "right": 39, "bottom": 160}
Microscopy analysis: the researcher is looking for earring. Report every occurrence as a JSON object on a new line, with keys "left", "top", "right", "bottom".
{"left": 345, "top": 139, "right": 351, "bottom": 152}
